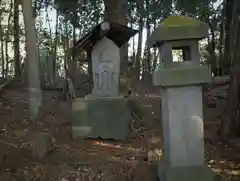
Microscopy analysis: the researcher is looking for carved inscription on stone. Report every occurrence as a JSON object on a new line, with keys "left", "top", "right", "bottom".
{"left": 91, "top": 37, "right": 120, "bottom": 97}
{"left": 94, "top": 52, "right": 115, "bottom": 92}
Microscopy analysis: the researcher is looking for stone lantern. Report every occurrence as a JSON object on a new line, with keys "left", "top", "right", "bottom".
{"left": 148, "top": 16, "right": 214, "bottom": 181}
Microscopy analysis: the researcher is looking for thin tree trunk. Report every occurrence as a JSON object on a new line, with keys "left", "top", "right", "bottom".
{"left": 63, "top": 17, "right": 70, "bottom": 100}
{"left": 132, "top": 35, "right": 136, "bottom": 63}
{"left": 22, "top": 0, "right": 42, "bottom": 121}
{"left": 129, "top": 3, "right": 135, "bottom": 64}
{"left": 5, "top": 39, "right": 9, "bottom": 77}
{"left": 0, "top": 24, "right": 4, "bottom": 78}
{"left": 142, "top": 17, "right": 151, "bottom": 81}
{"left": 223, "top": 0, "right": 233, "bottom": 74}
{"left": 0, "top": 0, "right": 3, "bottom": 77}
{"left": 52, "top": 9, "right": 59, "bottom": 86}
{"left": 144, "top": 0, "right": 151, "bottom": 82}
{"left": 152, "top": 21, "right": 158, "bottom": 71}
{"left": 5, "top": 0, "right": 13, "bottom": 77}
{"left": 219, "top": 20, "right": 224, "bottom": 75}
{"left": 135, "top": 14, "right": 144, "bottom": 81}
{"left": 45, "top": 7, "right": 54, "bottom": 86}
{"left": 14, "top": 0, "right": 20, "bottom": 77}
{"left": 64, "top": 18, "right": 69, "bottom": 77}
{"left": 68, "top": 16, "right": 78, "bottom": 87}
{"left": 219, "top": 0, "right": 240, "bottom": 138}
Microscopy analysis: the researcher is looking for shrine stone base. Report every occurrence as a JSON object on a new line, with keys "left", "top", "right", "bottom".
{"left": 158, "top": 162, "right": 214, "bottom": 181}
{"left": 71, "top": 95, "right": 131, "bottom": 141}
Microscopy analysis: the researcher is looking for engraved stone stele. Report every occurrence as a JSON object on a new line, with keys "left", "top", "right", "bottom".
{"left": 71, "top": 21, "right": 138, "bottom": 140}
{"left": 91, "top": 37, "right": 120, "bottom": 97}
{"left": 148, "top": 16, "right": 215, "bottom": 181}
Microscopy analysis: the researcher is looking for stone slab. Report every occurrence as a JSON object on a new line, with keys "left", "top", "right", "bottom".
{"left": 32, "top": 132, "right": 53, "bottom": 160}
{"left": 161, "top": 86, "right": 205, "bottom": 166}
{"left": 158, "top": 162, "right": 215, "bottom": 181}
{"left": 153, "top": 65, "right": 211, "bottom": 87}
{"left": 71, "top": 95, "right": 131, "bottom": 140}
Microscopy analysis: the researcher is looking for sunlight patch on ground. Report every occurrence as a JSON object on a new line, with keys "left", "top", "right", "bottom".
{"left": 224, "top": 170, "right": 240, "bottom": 175}
{"left": 92, "top": 141, "right": 145, "bottom": 153}
{"left": 212, "top": 168, "right": 240, "bottom": 176}
{"left": 209, "top": 159, "right": 240, "bottom": 177}
{"left": 148, "top": 149, "right": 163, "bottom": 162}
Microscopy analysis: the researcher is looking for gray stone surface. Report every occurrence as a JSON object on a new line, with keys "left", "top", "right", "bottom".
{"left": 32, "top": 132, "right": 53, "bottom": 160}
{"left": 161, "top": 86, "right": 205, "bottom": 166}
{"left": 153, "top": 64, "right": 211, "bottom": 87}
{"left": 71, "top": 95, "right": 131, "bottom": 140}
{"left": 148, "top": 15, "right": 209, "bottom": 47}
{"left": 158, "top": 43, "right": 173, "bottom": 68}
{"left": 91, "top": 37, "right": 120, "bottom": 97}
{"left": 158, "top": 162, "right": 214, "bottom": 181}
{"left": 156, "top": 40, "right": 201, "bottom": 69}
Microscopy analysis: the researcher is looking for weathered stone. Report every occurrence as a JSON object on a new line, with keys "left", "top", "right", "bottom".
{"left": 71, "top": 22, "right": 137, "bottom": 141}
{"left": 149, "top": 15, "right": 214, "bottom": 181}
{"left": 161, "top": 86, "right": 205, "bottom": 166}
{"left": 148, "top": 15, "right": 209, "bottom": 47}
{"left": 71, "top": 95, "right": 131, "bottom": 140}
{"left": 91, "top": 37, "right": 120, "bottom": 97}
{"left": 153, "top": 63, "right": 211, "bottom": 87}
{"left": 32, "top": 132, "right": 52, "bottom": 160}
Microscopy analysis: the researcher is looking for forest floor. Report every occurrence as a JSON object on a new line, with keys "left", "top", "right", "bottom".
{"left": 0, "top": 81, "right": 239, "bottom": 181}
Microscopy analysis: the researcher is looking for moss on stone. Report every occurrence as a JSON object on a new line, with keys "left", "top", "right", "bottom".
{"left": 159, "top": 15, "right": 203, "bottom": 28}
{"left": 147, "top": 15, "right": 209, "bottom": 47}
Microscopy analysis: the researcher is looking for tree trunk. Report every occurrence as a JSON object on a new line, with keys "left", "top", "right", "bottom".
{"left": 45, "top": 6, "right": 54, "bottom": 87}
{"left": 223, "top": 0, "right": 234, "bottom": 74}
{"left": 135, "top": 13, "right": 144, "bottom": 81}
{"left": 14, "top": 0, "right": 20, "bottom": 77}
{"left": 5, "top": 0, "right": 13, "bottom": 77}
{"left": 152, "top": 21, "right": 158, "bottom": 71}
{"left": 67, "top": 17, "right": 78, "bottom": 87}
{"left": 219, "top": 0, "right": 240, "bottom": 138}
{"left": 142, "top": 13, "right": 151, "bottom": 81}
{"left": 5, "top": 38, "right": 9, "bottom": 77}
{"left": 103, "top": 0, "right": 128, "bottom": 75}
{"left": 218, "top": 19, "right": 224, "bottom": 75}
{"left": 129, "top": 3, "right": 135, "bottom": 64}
{"left": 52, "top": 9, "right": 59, "bottom": 87}
{"left": 0, "top": 23, "right": 4, "bottom": 78}
{"left": 22, "top": 0, "right": 42, "bottom": 121}
{"left": 142, "top": 0, "right": 151, "bottom": 82}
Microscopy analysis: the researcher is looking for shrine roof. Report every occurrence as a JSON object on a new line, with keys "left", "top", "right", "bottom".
{"left": 73, "top": 21, "right": 138, "bottom": 52}
{"left": 148, "top": 15, "right": 209, "bottom": 47}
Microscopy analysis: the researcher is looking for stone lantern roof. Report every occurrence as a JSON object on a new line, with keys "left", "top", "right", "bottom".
{"left": 148, "top": 15, "right": 209, "bottom": 47}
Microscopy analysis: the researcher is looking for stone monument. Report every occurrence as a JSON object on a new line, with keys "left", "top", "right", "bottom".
{"left": 71, "top": 21, "right": 138, "bottom": 140}
{"left": 148, "top": 16, "right": 215, "bottom": 181}
{"left": 91, "top": 37, "right": 120, "bottom": 97}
